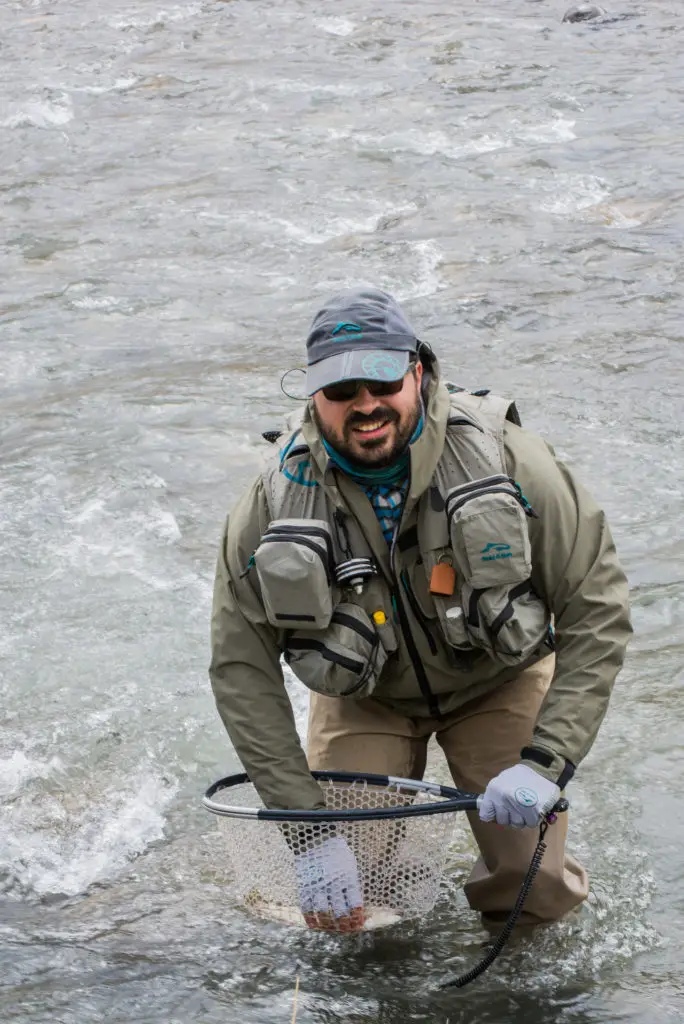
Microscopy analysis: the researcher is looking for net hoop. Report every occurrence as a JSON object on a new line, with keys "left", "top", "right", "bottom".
{"left": 203, "top": 770, "right": 480, "bottom": 822}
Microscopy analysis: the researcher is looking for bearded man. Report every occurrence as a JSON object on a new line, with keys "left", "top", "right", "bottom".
{"left": 209, "top": 288, "right": 631, "bottom": 933}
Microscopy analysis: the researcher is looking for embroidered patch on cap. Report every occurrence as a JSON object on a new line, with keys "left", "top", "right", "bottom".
{"left": 360, "top": 352, "right": 404, "bottom": 380}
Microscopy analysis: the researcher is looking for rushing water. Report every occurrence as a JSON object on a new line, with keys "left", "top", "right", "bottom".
{"left": 2, "top": 0, "right": 683, "bottom": 1020}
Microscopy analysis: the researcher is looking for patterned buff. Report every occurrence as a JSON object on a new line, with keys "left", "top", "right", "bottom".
{"left": 322, "top": 414, "right": 424, "bottom": 546}
{"left": 362, "top": 479, "right": 408, "bottom": 545}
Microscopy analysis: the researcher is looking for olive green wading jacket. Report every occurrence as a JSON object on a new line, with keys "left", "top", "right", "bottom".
{"left": 209, "top": 370, "right": 631, "bottom": 810}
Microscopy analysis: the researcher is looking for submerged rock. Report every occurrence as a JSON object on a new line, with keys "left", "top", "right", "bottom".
{"left": 562, "top": 4, "right": 608, "bottom": 21}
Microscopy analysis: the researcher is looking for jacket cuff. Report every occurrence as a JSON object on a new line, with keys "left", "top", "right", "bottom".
{"left": 520, "top": 745, "right": 575, "bottom": 789}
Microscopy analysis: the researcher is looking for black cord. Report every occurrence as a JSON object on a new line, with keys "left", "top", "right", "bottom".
{"left": 280, "top": 367, "right": 308, "bottom": 401}
{"left": 441, "top": 819, "right": 551, "bottom": 990}
{"left": 333, "top": 508, "right": 354, "bottom": 561}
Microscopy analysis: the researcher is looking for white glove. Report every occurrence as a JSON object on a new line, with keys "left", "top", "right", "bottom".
{"left": 479, "top": 763, "right": 561, "bottom": 829}
{"left": 294, "top": 835, "right": 364, "bottom": 929}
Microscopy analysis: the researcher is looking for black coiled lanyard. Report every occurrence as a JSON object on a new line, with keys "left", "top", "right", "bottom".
{"left": 441, "top": 800, "right": 568, "bottom": 990}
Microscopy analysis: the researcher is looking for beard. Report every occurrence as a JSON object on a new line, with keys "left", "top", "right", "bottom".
{"left": 315, "top": 393, "right": 422, "bottom": 470}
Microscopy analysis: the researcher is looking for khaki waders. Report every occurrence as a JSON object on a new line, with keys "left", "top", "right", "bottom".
{"left": 306, "top": 654, "right": 589, "bottom": 928}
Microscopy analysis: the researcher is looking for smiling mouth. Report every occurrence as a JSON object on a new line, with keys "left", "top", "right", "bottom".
{"left": 353, "top": 419, "right": 391, "bottom": 434}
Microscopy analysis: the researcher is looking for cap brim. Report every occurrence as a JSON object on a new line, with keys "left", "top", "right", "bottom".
{"left": 306, "top": 349, "right": 410, "bottom": 396}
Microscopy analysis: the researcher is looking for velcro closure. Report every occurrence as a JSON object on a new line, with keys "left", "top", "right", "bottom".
{"left": 520, "top": 745, "right": 575, "bottom": 788}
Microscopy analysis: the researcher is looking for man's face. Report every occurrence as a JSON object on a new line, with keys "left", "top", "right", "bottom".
{"left": 312, "top": 361, "right": 424, "bottom": 468}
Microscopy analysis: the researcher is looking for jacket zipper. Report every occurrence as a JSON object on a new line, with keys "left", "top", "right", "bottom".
{"left": 333, "top": 483, "right": 442, "bottom": 717}
{"left": 392, "top": 584, "right": 441, "bottom": 718}
{"left": 400, "top": 569, "right": 438, "bottom": 656}
{"left": 390, "top": 468, "right": 442, "bottom": 719}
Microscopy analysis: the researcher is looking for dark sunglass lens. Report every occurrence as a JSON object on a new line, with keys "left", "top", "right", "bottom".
{"left": 322, "top": 372, "right": 407, "bottom": 401}
{"left": 367, "top": 378, "right": 405, "bottom": 397}
{"left": 323, "top": 380, "right": 359, "bottom": 402}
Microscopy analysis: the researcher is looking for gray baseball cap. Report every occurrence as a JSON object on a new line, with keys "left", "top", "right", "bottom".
{"left": 305, "top": 288, "right": 420, "bottom": 396}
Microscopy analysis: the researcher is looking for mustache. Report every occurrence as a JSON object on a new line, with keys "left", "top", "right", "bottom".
{"left": 345, "top": 408, "right": 399, "bottom": 429}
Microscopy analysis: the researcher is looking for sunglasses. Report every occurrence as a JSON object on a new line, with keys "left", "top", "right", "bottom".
{"left": 321, "top": 364, "right": 416, "bottom": 403}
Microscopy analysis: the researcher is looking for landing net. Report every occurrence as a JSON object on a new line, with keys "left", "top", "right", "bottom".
{"left": 203, "top": 771, "right": 478, "bottom": 931}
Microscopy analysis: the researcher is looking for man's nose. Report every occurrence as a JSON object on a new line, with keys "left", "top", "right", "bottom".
{"left": 351, "top": 385, "right": 381, "bottom": 413}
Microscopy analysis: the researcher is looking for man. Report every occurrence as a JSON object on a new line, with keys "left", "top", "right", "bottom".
{"left": 210, "top": 288, "right": 631, "bottom": 934}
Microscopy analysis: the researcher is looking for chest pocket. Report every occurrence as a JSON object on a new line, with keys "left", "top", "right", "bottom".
{"left": 444, "top": 475, "right": 550, "bottom": 665}
{"left": 284, "top": 604, "right": 388, "bottom": 699}
{"left": 253, "top": 519, "right": 334, "bottom": 630}
{"left": 416, "top": 551, "right": 472, "bottom": 651}
{"left": 461, "top": 582, "right": 550, "bottom": 666}
{"left": 445, "top": 475, "right": 532, "bottom": 587}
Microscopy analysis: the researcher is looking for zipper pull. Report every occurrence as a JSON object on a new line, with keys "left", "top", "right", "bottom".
{"left": 239, "top": 553, "right": 256, "bottom": 579}
{"left": 513, "top": 481, "right": 539, "bottom": 519}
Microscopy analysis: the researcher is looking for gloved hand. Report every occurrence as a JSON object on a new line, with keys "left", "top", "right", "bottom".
{"left": 479, "top": 763, "right": 561, "bottom": 829}
{"left": 294, "top": 834, "right": 365, "bottom": 932}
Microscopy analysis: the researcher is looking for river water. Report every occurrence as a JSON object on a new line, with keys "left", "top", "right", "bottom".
{"left": 1, "top": 0, "right": 683, "bottom": 1021}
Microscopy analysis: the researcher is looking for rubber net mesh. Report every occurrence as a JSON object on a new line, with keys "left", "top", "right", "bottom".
{"left": 212, "top": 778, "right": 459, "bottom": 931}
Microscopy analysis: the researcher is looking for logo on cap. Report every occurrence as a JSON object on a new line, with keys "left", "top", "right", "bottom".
{"left": 360, "top": 353, "right": 404, "bottom": 380}
{"left": 331, "top": 322, "right": 363, "bottom": 338}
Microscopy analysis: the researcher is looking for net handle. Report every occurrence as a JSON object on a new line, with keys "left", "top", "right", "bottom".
{"left": 202, "top": 770, "right": 480, "bottom": 822}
